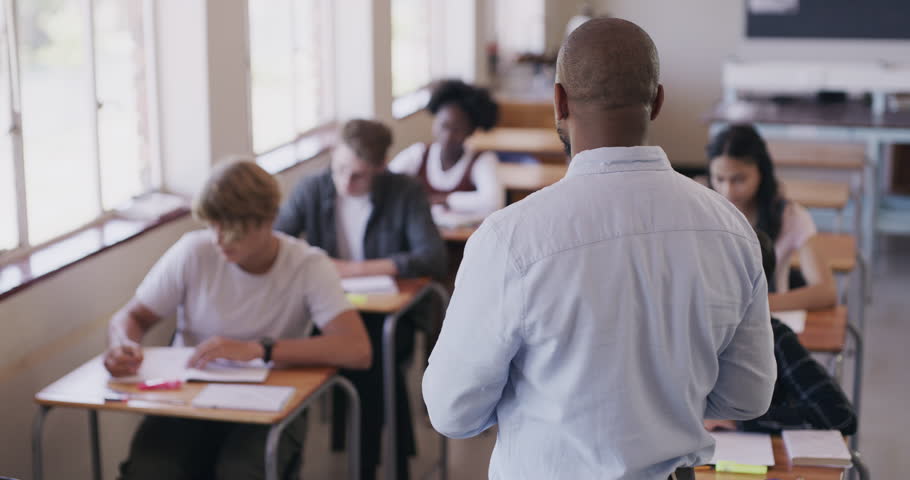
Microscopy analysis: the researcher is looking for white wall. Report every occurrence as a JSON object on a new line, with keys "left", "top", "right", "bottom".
{"left": 592, "top": 0, "right": 910, "bottom": 167}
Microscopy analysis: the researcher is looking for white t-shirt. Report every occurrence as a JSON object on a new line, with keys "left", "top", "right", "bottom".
{"left": 388, "top": 142, "right": 504, "bottom": 214}
{"left": 136, "top": 230, "right": 353, "bottom": 346}
{"left": 335, "top": 193, "right": 373, "bottom": 261}
{"left": 774, "top": 201, "right": 818, "bottom": 293}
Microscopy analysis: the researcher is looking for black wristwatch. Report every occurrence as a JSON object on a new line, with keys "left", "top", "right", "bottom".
{"left": 259, "top": 337, "right": 275, "bottom": 363}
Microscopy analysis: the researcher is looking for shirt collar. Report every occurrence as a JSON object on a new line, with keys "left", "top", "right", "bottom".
{"left": 566, "top": 146, "right": 671, "bottom": 178}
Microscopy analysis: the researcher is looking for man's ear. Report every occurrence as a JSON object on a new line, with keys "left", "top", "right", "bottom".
{"left": 554, "top": 83, "right": 570, "bottom": 121}
{"left": 650, "top": 84, "right": 665, "bottom": 121}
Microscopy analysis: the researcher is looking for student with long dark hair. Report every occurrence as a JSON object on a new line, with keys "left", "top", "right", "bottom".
{"left": 707, "top": 124, "right": 837, "bottom": 311}
{"left": 389, "top": 79, "right": 504, "bottom": 215}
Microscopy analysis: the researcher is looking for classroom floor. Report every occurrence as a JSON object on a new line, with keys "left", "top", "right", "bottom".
{"left": 301, "top": 235, "right": 910, "bottom": 479}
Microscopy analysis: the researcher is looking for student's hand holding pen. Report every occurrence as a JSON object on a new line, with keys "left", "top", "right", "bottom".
{"left": 104, "top": 326, "right": 144, "bottom": 377}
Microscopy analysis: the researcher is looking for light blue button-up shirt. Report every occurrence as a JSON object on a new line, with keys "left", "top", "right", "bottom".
{"left": 423, "top": 146, "right": 776, "bottom": 479}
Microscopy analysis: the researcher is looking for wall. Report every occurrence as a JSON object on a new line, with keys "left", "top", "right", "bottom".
{"left": 592, "top": 0, "right": 910, "bottom": 167}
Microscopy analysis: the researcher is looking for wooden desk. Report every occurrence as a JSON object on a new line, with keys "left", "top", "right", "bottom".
{"left": 351, "top": 278, "right": 448, "bottom": 480}
{"left": 439, "top": 226, "right": 476, "bottom": 243}
{"left": 796, "top": 306, "right": 848, "bottom": 354}
{"left": 696, "top": 437, "right": 846, "bottom": 480}
{"left": 469, "top": 127, "right": 567, "bottom": 163}
{"left": 496, "top": 162, "right": 567, "bottom": 203}
{"left": 496, "top": 99, "right": 554, "bottom": 129}
{"left": 780, "top": 178, "right": 851, "bottom": 211}
{"left": 767, "top": 140, "right": 865, "bottom": 171}
{"left": 33, "top": 355, "right": 360, "bottom": 480}
{"left": 792, "top": 233, "right": 857, "bottom": 274}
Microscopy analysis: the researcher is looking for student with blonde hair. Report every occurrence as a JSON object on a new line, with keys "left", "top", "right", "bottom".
{"left": 105, "top": 160, "right": 371, "bottom": 480}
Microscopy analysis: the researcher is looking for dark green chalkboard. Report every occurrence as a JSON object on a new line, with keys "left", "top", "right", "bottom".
{"left": 746, "top": 0, "right": 910, "bottom": 40}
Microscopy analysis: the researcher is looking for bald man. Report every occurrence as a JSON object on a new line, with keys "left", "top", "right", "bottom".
{"left": 423, "top": 18, "right": 776, "bottom": 480}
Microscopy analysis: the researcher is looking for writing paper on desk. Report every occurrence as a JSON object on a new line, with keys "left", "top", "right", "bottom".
{"left": 112, "top": 347, "right": 269, "bottom": 384}
{"left": 773, "top": 309, "right": 807, "bottom": 334}
{"left": 782, "top": 430, "right": 852, "bottom": 467}
{"left": 341, "top": 275, "right": 399, "bottom": 294}
{"left": 192, "top": 384, "right": 295, "bottom": 412}
{"left": 708, "top": 432, "right": 775, "bottom": 467}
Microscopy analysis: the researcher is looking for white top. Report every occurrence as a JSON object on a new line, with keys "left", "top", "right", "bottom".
{"left": 136, "top": 230, "right": 353, "bottom": 346}
{"left": 423, "top": 146, "right": 777, "bottom": 480}
{"left": 388, "top": 142, "right": 504, "bottom": 214}
{"left": 334, "top": 193, "right": 373, "bottom": 261}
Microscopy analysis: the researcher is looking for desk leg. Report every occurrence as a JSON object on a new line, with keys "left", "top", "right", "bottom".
{"left": 32, "top": 405, "right": 51, "bottom": 480}
{"left": 382, "top": 311, "right": 401, "bottom": 480}
{"left": 89, "top": 410, "right": 102, "bottom": 480}
{"left": 861, "top": 140, "right": 883, "bottom": 263}
{"left": 265, "top": 375, "right": 361, "bottom": 480}
{"left": 846, "top": 323, "right": 864, "bottom": 452}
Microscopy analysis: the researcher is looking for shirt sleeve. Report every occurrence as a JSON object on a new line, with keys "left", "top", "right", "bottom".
{"left": 422, "top": 221, "right": 523, "bottom": 438}
{"left": 135, "top": 234, "right": 193, "bottom": 318}
{"left": 274, "top": 176, "right": 312, "bottom": 238}
{"left": 447, "top": 151, "right": 506, "bottom": 214}
{"left": 705, "top": 265, "right": 778, "bottom": 420}
{"left": 741, "top": 320, "right": 858, "bottom": 435}
{"left": 386, "top": 182, "right": 448, "bottom": 279}
{"left": 387, "top": 143, "right": 426, "bottom": 176}
{"left": 302, "top": 250, "right": 355, "bottom": 329}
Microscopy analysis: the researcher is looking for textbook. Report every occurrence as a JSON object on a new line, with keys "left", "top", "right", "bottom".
{"left": 782, "top": 430, "right": 852, "bottom": 467}
{"left": 707, "top": 431, "right": 775, "bottom": 469}
{"left": 192, "top": 384, "right": 295, "bottom": 412}
{"left": 112, "top": 347, "right": 270, "bottom": 384}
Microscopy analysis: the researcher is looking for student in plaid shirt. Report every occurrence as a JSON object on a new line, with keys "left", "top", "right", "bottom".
{"left": 704, "top": 228, "right": 858, "bottom": 435}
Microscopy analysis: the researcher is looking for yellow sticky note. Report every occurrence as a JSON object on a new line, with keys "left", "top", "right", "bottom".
{"left": 346, "top": 293, "right": 368, "bottom": 306}
{"left": 715, "top": 461, "right": 768, "bottom": 475}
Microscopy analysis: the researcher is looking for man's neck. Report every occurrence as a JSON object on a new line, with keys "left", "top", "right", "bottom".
{"left": 567, "top": 106, "right": 650, "bottom": 157}
{"left": 239, "top": 235, "right": 280, "bottom": 275}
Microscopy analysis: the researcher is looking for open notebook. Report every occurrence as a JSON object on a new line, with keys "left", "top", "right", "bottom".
{"left": 782, "top": 430, "right": 852, "bottom": 467}
{"left": 112, "top": 347, "right": 270, "bottom": 383}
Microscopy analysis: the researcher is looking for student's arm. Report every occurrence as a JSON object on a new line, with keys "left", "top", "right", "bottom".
{"left": 446, "top": 152, "right": 505, "bottom": 214}
{"left": 187, "top": 309, "right": 372, "bottom": 370}
{"left": 769, "top": 235, "right": 838, "bottom": 311}
{"left": 274, "top": 176, "right": 314, "bottom": 237}
{"left": 387, "top": 143, "right": 425, "bottom": 176}
{"left": 422, "top": 222, "right": 521, "bottom": 438}
{"left": 741, "top": 321, "right": 857, "bottom": 435}
{"left": 384, "top": 181, "right": 448, "bottom": 279}
{"left": 705, "top": 269, "right": 777, "bottom": 420}
{"left": 104, "top": 300, "right": 163, "bottom": 376}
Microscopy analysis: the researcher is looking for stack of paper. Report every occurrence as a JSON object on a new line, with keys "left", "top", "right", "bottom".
{"left": 192, "top": 384, "right": 295, "bottom": 412}
{"left": 708, "top": 431, "right": 775, "bottom": 467}
{"left": 782, "top": 430, "right": 852, "bottom": 467}
{"left": 112, "top": 347, "right": 270, "bottom": 383}
{"left": 773, "top": 309, "right": 807, "bottom": 334}
{"left": 341, "top": 275, "right": 399, "bottom": 294}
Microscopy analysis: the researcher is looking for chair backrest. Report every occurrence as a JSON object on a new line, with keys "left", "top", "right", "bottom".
{"left": 497, "top": 100, "right": 554, "bottom": 129}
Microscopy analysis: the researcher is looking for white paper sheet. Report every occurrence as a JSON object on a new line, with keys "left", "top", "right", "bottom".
{"left": 192, "top": 384, "right": 295, "bottom": 412}
{"left": 773, "top": 309, "right": 807, "bottom": 334}
{"left": 782, "top": 430, "right": 852, "bottom": 467}
{"left": 708, "top": 431, "right": 775, "bottom": 466}
{"left": 341, "top": 275, "right": 399, "bottom": 294}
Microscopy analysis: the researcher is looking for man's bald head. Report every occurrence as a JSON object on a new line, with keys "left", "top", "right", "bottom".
{"left": 556, "top": 18, "right": 660, "bottom": 111}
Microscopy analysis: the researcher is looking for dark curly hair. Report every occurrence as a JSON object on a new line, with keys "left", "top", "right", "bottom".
{"left": 706, "top": 124, "right": 786, "bottom": 241}
{"left": 426, "top": 79, "right": 499, "bottom": 131}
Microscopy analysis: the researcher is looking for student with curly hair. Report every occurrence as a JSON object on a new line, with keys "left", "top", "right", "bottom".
{"left": 389, "top": 79, "right": 505, "bottom": 215}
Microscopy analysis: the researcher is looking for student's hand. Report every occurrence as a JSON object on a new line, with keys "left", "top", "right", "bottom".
{"left": 103, "top": 342, "right": 144, "bottom": 377}
{"left": 332, "top": 259, "right": 362, "bottom": 278}
{"left": 188, "top": 336, "right": 263, "bottom": 369}
{"left": 703, "top": 419, "right": 737, "bottom": 432}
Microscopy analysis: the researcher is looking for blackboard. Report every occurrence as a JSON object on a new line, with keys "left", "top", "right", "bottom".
{"left": 746, "top": 0, "right": 910, "bottom": 40}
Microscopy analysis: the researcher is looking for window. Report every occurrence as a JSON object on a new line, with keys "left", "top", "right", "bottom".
{"left": 494, "top": 0, "right": 545, "bottom": 59}
{"left": 391, "top": 0, "right": 433, "bottom": 99}
{"left": 247, "top": 0, "right": 334, "bottom": 155}
{"left": 0, "top": 0, "right": 157, "bottom": 254}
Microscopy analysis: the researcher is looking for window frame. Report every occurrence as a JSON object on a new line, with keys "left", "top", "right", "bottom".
{"left": 245, "top": 0, "right": 337, "bottom": 157}
{"left": 0, "top": 0, "right": 162, "bottom": 262}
